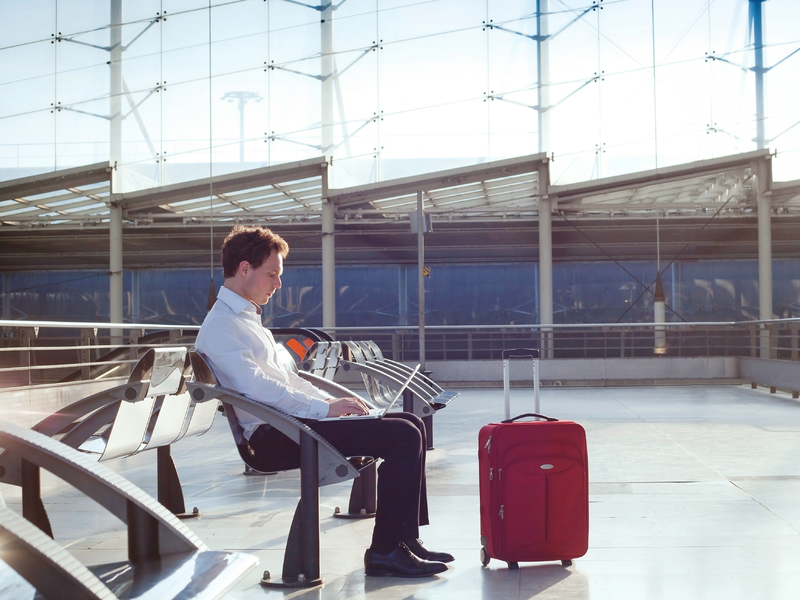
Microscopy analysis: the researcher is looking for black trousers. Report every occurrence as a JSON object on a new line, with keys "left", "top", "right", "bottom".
{"left": 241, "top": 412, "right": 429, "bottom": 549}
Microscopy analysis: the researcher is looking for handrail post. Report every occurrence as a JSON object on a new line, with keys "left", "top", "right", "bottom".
{"left": 80, "top": 328, "right": 94, "bottom": 380}
{"left": 768, "top": 324, "right": 777, "bottom": 359}
{"left": 129, "top": 328, "right": 144, "bottom": 377}
{"left": 20, "top": 327, "right": 36, "bottom": 386}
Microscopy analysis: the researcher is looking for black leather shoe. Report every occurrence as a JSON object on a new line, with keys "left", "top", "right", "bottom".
{"left": 364, "top": 543, "right": 448, "bottom": 577}
{"left": 403, "top": 538, "right": 455, "bottom": 563}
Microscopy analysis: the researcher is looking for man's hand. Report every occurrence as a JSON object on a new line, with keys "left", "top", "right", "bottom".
{"left": 326, "top": 397, "right": 370, "bottom": 418}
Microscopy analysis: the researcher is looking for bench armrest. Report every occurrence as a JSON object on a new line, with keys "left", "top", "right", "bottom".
{"left": 185, "top": 382, "right": 359, "bottom": 487}
{"left": 0, "top": 503, "right": 115, "bottom": 600}
{"left": 0, "top": 421, "right": 202, "bottom": 558}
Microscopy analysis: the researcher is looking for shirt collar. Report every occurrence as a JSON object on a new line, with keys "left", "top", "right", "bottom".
{"left": 217, "top": 286, "right": 262, "bottom": 315}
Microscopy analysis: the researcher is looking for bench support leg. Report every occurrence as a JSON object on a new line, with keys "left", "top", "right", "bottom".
{"left": 21, "top": 459, "right": 53, "bottom": 538}
{"left": 403, "top": 389, "right": 435, "bottom": 450}
{"left": 402, "top": 388, "right": 414, "bottom": 414}
{"left": 334, "top": 459, "right": 377, "bottom": 519}
{"left": 261, "top": 432, "right": 322, "bottom": 589}
{"left": 127, "top": 500, "right": 160, "bottom": 564}
{"left": 423, "top": 414, "right": 434, "bottom": 450}
{"left": 157, "top": 446, "right": 198, "bottom": 518}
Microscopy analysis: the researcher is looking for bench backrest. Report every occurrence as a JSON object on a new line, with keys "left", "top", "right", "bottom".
{"left": 304, "top": 341, "right": 342, "bottom": 380}
{"left": 99, "top": 347, "right": 214, "bottom": 461}
{"left": 342, "top": 341, "right": 401, "bottom": 406}
{"left": 188, "top": 350, "right": 247, "bottom": 447}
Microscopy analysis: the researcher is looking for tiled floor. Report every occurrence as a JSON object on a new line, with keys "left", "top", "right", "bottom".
{"left": 4, "top": 384, "right": 800, "bottom": 599}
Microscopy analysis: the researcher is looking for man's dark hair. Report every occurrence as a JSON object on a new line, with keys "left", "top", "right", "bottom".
{"left": 221, "top": 225, "right": 289, "bottom": 279}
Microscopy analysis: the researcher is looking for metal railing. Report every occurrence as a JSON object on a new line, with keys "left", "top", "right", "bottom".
{"left": 1, "top": 318, "right": 798, "bottom": 388}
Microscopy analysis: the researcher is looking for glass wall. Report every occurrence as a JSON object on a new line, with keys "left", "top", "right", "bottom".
{"left": 1, "top": 0, "right": 798, "bottom": 188}
{"left": 3, "top": 259, "right": 799, "bottom": 327}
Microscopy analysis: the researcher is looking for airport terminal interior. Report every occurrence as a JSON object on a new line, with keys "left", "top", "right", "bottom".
{"left": 3, "top": 1, "right": 800, "bottom": 598}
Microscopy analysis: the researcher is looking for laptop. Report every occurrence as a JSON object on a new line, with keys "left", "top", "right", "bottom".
{"left": 319, "top": 364, "right": 420, "bottom": 421}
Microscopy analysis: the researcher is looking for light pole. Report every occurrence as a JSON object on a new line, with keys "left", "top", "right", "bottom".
{"left": 221, "top": 91, "right": 263, "bottom": 162}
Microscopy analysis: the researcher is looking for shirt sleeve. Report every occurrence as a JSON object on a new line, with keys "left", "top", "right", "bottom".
{"left": 196, "top": 315, "right": 331, "bottom": 420}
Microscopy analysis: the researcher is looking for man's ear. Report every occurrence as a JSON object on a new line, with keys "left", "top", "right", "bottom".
{"left": 238, "top": 260, "right": 251, "bottom": 276}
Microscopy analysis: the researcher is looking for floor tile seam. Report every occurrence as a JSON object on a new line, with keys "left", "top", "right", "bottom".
{"left": 728, "top": 480, "right": 800, "bottom": 536}
{"left": 591, "top": 396, "right": 645, "bottom": 422}
{"left": 640, "top": 420, "right": 733, "bottom": 483}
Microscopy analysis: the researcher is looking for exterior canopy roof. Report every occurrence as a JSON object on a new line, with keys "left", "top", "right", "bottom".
{"left": 0, "top": 163, "right": 113, "bottom": 227}
{"left": 549, "top": 150, "right": 775, "bottom": 219}
{"left": 326, "top": 154, "right": 547, "bottom": 221}
{"left": 0, "top": 149, "right": 796, "bottom": 231}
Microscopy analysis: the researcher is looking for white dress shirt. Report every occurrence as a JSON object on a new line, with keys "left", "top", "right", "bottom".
{"left": 196, "top": 286, "right": 331, "bottom": 439}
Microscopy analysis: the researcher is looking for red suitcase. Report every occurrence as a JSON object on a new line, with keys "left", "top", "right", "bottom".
{"left": 479, "top": 350, "right": 589, "bottom": 569}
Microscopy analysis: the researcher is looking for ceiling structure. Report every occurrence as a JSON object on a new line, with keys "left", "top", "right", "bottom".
{"left": 1, "top": 150, "right": 799, "bottom": 270}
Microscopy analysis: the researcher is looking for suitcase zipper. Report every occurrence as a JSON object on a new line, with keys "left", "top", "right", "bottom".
{"left": 498, "top": 505, "right": 504, "bottom": 520}
{"left": 484, "top": 436, "right": 492, "bottom": 454}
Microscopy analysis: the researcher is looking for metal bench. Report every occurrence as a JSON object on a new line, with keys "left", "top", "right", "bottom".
{"left": 0, "top": 420, "right": 257, "bottom": 600}
{"left": 358, "top": 340, "right": 460, "bottom": 407}
{"left": 308, "top": 340, "right": 460, "bottom": 449}
{"left": 186, "top": 350, "right": 372, "bottom": 589}
{"left": 0, "top": 347, "right": 218, "bottom": 518}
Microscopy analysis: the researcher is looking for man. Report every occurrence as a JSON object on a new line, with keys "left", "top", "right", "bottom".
{"left": 196, "top": 225, "right": 453, "bottom": 577}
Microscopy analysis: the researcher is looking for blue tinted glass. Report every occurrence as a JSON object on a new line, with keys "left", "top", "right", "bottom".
{"left": 3, "top": 259, "right": 800, "bottom": 326}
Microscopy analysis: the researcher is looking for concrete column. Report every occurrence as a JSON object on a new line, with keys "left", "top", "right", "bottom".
{"left": 756, "top": 158, "right": 773, "bottom": 358}
{"left": 1, "top": 274, "right": 8, "bottom": 320}
{"left": 538, "top": 157, "right": 553, "bottom": 358}
{"left": 653, "top": 271, "right": 666, "bottom": 355}
{"left": 398, "top": 266, "right": 408, "bottom": 326}
{"left": 320, "top": 4, "right": 336, "bottom": 330}
{"left": 539, "top": 197, "right": 553, "bottom": 358}
{"left": 109, "top": 200, "right": 124, "bottom": 346}
{"left": 322, "top": 170, "right": 336, "bottom": 327}
{"left": 131, "top": 269, "right": 140, "bottom": 324}
{"left": 109, "top": 0, "right": 123, "bottom": 349}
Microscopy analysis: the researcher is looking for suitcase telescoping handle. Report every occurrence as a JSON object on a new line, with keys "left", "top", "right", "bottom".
{"left": 502, "top": 348, "right": 540, "bottom": 420}
{"left": 502, "top": 348, "right": 540, "bottom": 359}
{"left": 502, "top": 413, "right": 558, "bottom": 423}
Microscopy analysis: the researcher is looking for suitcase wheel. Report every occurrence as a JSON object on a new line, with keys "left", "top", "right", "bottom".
{"left": 480, "top": 547, "right": 490, "bottom": 566}
{"left": 507, "top": 561, "right": 519, "bottom": 570}
{"left": 561, "top": 559, "right": 573, "bottom": 567}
